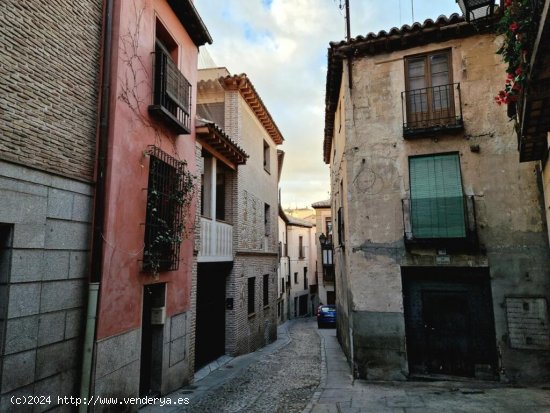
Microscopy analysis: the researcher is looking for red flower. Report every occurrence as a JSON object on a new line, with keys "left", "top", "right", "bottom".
{"left": 509, "top": 22, "right": 519, "bottom": 32}
{"left": 515, "top": 66, "right": 522, "bottom": 76}
{"left": 505, "top": 0, "right": 513, "bottom": 6}
{"left": 507, "top": 72, "right": 515, "bottom": 80}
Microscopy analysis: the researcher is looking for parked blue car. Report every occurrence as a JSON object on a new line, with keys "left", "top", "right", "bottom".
{"left": 317, "top": 305, "right": 336, "bottom": 328}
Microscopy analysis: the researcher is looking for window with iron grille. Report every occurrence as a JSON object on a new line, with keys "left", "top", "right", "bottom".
{"left": 143, "top": 146, "right": 188, "bottom": 273}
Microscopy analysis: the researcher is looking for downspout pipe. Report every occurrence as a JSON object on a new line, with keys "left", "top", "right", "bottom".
{"left": 80, "top": 0, "right": 113, "bottom": 409}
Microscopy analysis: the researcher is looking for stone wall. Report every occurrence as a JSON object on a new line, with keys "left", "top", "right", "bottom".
{"left": 0, "top": 160, "right": 92, "bottom": 411}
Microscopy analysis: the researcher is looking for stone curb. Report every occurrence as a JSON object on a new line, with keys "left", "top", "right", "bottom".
{"left": 302, "top": 328, "right": 328, "bottom": 413}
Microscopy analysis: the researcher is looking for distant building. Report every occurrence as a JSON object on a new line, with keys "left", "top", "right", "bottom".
{"left": 194, "top": 67, "right": 283, "bottom": 368}
{"left": 277, "top": 206, "right": 290, "bottom": 323}
{"left": 284, "top": 207, "right": 316, "bottom": 221}
{"left": 312, "top": 200, "right": 335, "bottom": 306}
{"left": 324, "top": 13, "right": 550, "bottom": 381}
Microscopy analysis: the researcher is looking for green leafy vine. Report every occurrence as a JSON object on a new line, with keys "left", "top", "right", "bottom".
{"left": 143, "top": 151, "right": 197, "bottom": 276}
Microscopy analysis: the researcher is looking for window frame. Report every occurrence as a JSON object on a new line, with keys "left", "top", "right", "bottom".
{"left": 263, "top": 140, "right": 270, "bottom": 173}
{"left": 248, "top": 277, "right": 256, "bottom": 315}
{"left": 142, "top": 146, "right": 187, "bottom": 273}
{"left": 263, "top": 274, "right": 269, "bottom": 307}
{"left": 404, "top": 49, "right": 454, "bottom": 129}
{"left": 408, "top": 152, "right": 466, "bottom": 239}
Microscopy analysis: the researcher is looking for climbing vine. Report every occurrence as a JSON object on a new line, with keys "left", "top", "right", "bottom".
{"left": 494, "top": 0, "right": 536, "bottom": 108}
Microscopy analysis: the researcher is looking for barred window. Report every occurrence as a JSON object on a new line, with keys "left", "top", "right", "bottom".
{"left": 143, "top": 146, "right": 188, "bottom": 273}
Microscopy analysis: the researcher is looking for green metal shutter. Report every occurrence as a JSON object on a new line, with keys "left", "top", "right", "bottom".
{"left": 409, "top": 153, "right": 465, "bottom": 238}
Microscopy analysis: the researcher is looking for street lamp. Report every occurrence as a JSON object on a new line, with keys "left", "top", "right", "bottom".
{"left": 456, "top": 0, "right": 496, "bottom": 26}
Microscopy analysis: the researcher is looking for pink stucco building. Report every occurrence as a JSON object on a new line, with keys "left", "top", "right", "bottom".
{"left": 87, "top": 0, "right": 211, "bottom": 403}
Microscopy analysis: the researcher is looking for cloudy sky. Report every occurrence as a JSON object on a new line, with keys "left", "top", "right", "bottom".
{"left": 194, "top": 0, "right": 461, "bottom": 209}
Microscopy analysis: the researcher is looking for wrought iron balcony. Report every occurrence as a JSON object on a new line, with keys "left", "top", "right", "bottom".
{"left": 401, "top": 83, "right": 464, "bottom": 138}
{"left": 402, "top": 195, "right": 478, "bottom": 252}
{"left": 148, "top": 42, "right": 192, "bottom": 135}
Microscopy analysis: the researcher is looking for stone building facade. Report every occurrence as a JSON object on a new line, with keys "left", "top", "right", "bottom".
{"left": 195, "top": 68, "right": 283, "bottom": 367}
{"left": 312, "top": 200, "right": 335, "bottom": 306}
{"left": 286, "top": 216, "right": 317, "bottom": 318}
{"left": 324, "top": 13, "right": 550, "bottom": 382}
{"left": 0, "top": 0, "right": 102, "bottom": 409}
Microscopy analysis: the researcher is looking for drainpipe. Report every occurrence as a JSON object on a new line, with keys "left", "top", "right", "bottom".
{"left": 80, "top": 0, "right": 114, "bottom": 409}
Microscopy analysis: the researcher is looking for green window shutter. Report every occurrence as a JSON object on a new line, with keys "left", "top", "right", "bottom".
{"left": 409, "top": 153, "right": 465, "bottom": 238}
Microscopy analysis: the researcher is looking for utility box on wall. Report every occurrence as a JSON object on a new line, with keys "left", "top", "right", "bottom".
{"left": 151, "top": 306, "right": 166, "bottom": 325}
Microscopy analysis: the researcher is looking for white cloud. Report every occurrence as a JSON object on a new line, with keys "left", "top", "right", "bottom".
{"left": 194, "top": 0, "right": 461, "bottom": 208}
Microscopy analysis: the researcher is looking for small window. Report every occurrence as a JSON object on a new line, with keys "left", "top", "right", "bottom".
{"left": 263, "top": 140, "right": 270, "bottom": 173}
{"left": 248, "top": 277, "right": 255, "bottom": 315}
{"left": 294, "top": 272, "right": 298, "bottom": 284}
{"left": 303, "top": 267, "right": 308, "bottom": 290}
{"left": 298, "top": 235, "right": 304, "bottom": 259}
{"left": 264, "top": 203, "right": 270, "bottom": 236}
{"left": 337, "top": 207, "right": 345, "bottom": 246}
{"left": 263, "top": 274, "right": 269, "bottom": 306}
{"left": 325, "top": 218, "right": 333, "bottom": 240}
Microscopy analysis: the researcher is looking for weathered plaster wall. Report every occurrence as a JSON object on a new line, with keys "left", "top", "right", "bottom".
{"left": 335, "top": 32, "right": 550, "bottom": 381}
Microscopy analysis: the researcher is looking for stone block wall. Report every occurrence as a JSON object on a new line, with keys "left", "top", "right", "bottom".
{"left": 0, "top": 0, "right": 102, "bottom": 182}
{"left": 0, "top": 160, "right": 92, "bottom": 411}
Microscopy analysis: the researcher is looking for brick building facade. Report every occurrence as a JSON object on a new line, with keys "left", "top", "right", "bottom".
{"left": 195, "top": 68, "right": 283, "bottom": 367}
{"left": 0, "top": 0, "right": 102, "bottom": 408}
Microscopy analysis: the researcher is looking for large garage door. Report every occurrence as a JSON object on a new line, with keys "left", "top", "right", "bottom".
{"left": 402, "top": 267, "right": 498, "bottom": 378}
{"left": 195, "top": 262, "right": 230, "bottom": 370}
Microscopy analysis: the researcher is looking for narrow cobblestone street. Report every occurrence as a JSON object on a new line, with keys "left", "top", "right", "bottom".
{"left": 188, "top": 318, "right": 320, "bottom": 413}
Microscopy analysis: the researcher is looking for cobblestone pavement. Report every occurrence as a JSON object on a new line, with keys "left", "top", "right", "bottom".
{"left": 185, "top": 318, "right": 320, "bottom": 413}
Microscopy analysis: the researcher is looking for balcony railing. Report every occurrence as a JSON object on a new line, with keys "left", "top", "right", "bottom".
{"left": 148, "top": 42, "right": 191, "bottom": 135}
{"left": 402, "top": 195, "right": 478, "bottom": 251}
{"left": 197, "top": 217, "right": 233, "bottom": 262}
{"left": 401, "top": 83, "right": 464, "bottom": 138}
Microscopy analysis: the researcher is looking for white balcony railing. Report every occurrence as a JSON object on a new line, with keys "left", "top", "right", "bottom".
{"left": 198, "top": 217, "right": 233, "bottom": 262}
